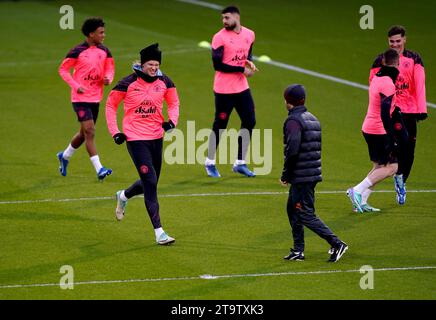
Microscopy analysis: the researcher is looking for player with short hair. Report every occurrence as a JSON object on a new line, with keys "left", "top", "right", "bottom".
{"left": 348, "top": 49, "right": 400, "bottom": 213}
{"left": 105, "top": 43, "right": 179, "bottom": 245}
{"left": 57, "top": 17, "right": 114, "bottom": 180}
{"left": 204, "top": 5, "right": 259, "bottom": 178}
{"left": 369, "top": 25, "right": 427, "bottom": 205}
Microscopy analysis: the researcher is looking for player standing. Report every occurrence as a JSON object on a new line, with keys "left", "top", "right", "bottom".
{"left": 369, "top": 25, "right": 427, "bottom": 204}
{"left": 204, "top": 6, "right": 259, "bottom": 178}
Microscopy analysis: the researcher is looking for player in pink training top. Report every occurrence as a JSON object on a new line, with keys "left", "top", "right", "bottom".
{"left": 204, "top": 5, "right": 259, "bottom": 178}
{"left": 347, "top": 49, "right": 400, "bottom": 213}
{"left": 105, "top": 43, "right": 179, "bottom": 245}
{"left": 369, "top": 25, "right": 427, "bottom": 205}
{"left": 57, "top": 17, "right": 115, "bottom": 181}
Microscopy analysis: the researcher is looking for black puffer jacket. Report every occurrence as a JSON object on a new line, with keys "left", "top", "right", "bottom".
{"left": 282, "top": 105, "right": 322, "bottom": 184}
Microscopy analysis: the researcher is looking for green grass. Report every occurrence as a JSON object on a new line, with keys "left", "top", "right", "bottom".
{"left": 0, "top": 0, "right": 435, "bottom": 299}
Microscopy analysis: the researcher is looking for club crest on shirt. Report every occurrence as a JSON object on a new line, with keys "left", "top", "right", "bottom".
{"left": 154, "top": 84, "right": 165, "bottom": 92}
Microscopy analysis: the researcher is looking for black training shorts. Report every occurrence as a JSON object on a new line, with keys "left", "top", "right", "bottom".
{"left": 363, "top": 132, "right": 397, "bottom": 165}
{"left": 72, "top": 102, "right": 100, "bottom": 123}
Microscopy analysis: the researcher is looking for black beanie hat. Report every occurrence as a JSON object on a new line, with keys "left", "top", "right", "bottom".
{"left": 140, "top": 43, "right": 162, "bottom": 65}
{"left": 284, "top": 84, "right": 306, "bottom": 106}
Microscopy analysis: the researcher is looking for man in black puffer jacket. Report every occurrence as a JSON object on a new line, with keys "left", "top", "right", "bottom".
{"left": 280, "top": 84, "right": 348, "bottom": 263}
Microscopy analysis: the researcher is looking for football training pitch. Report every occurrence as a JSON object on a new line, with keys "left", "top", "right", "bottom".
{"left": 0, "top": 0, "right": 435, "bottom": 299}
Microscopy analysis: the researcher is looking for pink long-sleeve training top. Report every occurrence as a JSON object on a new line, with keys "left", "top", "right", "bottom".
{"left": 369, "top": 50, "right": 426, "bottom": 114}
{"left": 362, "top": 75, "right": 396, "bottom": 135}
{"left": 212, "top": 26, "right": 255, "bottom": 94}
{"left": 59, "top": 41, "right": 115, "bottom": 103}
{"left": 105, "top": 68, "right": 179, "bottom": 141}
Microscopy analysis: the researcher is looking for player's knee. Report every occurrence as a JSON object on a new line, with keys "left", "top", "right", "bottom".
{"left": 139, "top": 166, "right": 157, "bottom": 184}
{"left": 242, "top": 118, "right": 256, "bottom": 130}
{"left": 212, "top": 119, "right": 228, "bottom": 130}
{"left": 389, "top": 163, "right": 398, "bottom": 176}
{"left": 83, "top": 126, "right": 95, "bottom": 138}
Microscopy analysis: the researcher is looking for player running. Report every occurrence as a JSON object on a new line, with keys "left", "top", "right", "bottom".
{"left": 105, "top": 44, "right": 179, "bottom": 245}
{"left": 57, "top": 17, "right": 114, "bottom": 180}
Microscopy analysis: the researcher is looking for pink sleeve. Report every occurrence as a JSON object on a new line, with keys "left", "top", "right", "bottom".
{"left": 104, "top": 57, "right": 115, "bottom": 84}
{"left": 414, "top": 64, "right": 427, "bottom": 113}
{"left": 105, "top": 90, "right": 126, "bottom": 137}
{"left": 58, "top": 58, "right": 81, "bottom": 92}
{"left": 211, "top": 33, "right": 223, "bottom": 50}
{"left": 164, "top": 87, "right": 180, "bottom": 126}
{"left": 380, "top": 80, "right": 396, "bottom": 97}
{"left": 369, "top": 67, "right": 380, "bottom": 84}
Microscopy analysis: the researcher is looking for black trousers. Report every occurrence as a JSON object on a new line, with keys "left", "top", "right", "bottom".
{"left": 287, "top": 182, "right": 340, "bottom": 252}
{"left": 207, "top": 89, "right": 256, "bottom": 161}
{"left": 125, "top": 139, "right": 163, "bottom": 229}
{"left": 395, "top": 114, "right": 417, "bottom": 183}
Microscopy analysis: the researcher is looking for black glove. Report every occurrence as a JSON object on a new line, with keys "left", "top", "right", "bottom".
{"left": 416, "top": 113, "right": 428, "bottom": 121}
{"left": 162, "top": 120, "right": 175, "bottom": 132}
{"left": 113, "top": 132, "right": 126, "bottom": 145}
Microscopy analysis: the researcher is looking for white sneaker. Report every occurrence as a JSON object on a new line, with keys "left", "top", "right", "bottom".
{"left": 156, "top": 232, "right": 175, "bottom": 245}
{"left": 115, "top": 190, "right": 127, "bottom": 221}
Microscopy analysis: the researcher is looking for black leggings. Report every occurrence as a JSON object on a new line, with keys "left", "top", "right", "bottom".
{"left": 395, "top": 114, "right": 417, "bottom": 183}
{"left": 207, "top": 89, "right": 256, "bottom": 161}
{"left": 125, "top": 139, "right": 163, "bottom": 229}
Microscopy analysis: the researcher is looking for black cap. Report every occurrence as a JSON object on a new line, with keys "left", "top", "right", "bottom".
{"left": 140, "top": 43, "right": 162, "bottom": 65}
{"left": 284, "top": 84, "right": 306, "bottom": 106}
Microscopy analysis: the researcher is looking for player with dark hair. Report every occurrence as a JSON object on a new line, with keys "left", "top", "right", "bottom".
{"left": 204, "top": 5, "right": 259, "bottom": 178}
{"left": 81, "top": 17, "right": 105, "bottom": 37}
{"left": 105, "top": 43, "right": 179, "bottom": 245}
{"left": 57, "top": 17, "right": 114, "bottom": 180}
{"left": 281, "top": 84, "right": 348, "bottom": 262}
{"left": 369, "top": 25, "right": 427, "bottom": 205}
{"left": 348, "top": 49, "right": 400, "bottom": 212}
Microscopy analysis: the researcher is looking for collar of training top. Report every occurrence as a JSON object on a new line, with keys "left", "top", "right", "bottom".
{"left": 133, "top": 63, "right": 162, "bottom": 83}
{"left": 376, "top": 65, "right": 399, "bottom": 83}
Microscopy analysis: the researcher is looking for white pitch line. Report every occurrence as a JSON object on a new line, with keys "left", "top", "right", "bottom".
{"left": 0, "top": 265, "right": 435, "bottom": 289}
{"left": 258, "top": 58, "right": 369, "bottom": 90}
{"left": 1, "top": 190, "right": 435, "bottom": 205}
{"left": 176, "top": 0, "right": 223, "bottom": 10}
{"left": 176, "top": 0, "right": 436, "bottom": 109}
{"left": 254, "top": 56, "right": 436, "bottom": 109}
{"left": 0, "top": 47, "right": 203, "bottom": 68}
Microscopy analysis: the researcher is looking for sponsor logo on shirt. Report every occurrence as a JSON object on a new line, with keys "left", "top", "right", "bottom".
{"left": 84, "top": 68, "right": 100, "bottom": 84}
{"left": 231, "top": 49, "right": 247, "bottom": 65}
{"left": 135, "top": 99, "right": 157, "bottom": 118}
{"left": 395, "top": 75, "right": 409, "bottom": 96}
